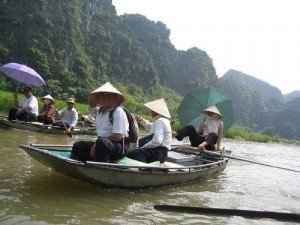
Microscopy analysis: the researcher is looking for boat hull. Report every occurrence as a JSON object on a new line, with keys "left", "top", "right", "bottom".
{"left": 0, "top": 118, "right": 96, "bottom": 135}
{"left": 20, "top": 145, "right": 230, "bottom": 189}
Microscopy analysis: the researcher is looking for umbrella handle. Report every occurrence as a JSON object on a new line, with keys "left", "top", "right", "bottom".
{"left": 16, "top": 82, "right": 20, "bottom": 92}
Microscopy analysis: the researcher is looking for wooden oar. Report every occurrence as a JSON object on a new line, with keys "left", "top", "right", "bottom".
{"left": 57, "top": 114, "right": 72, "bottom": 138}
{"left": 31, "top": 144, "right": 73, "bottom": 148}
{"left": 154, "top": 205, "right": 300, "bottom": 222}
{"left": 178, "top": 146, "right": 300, "bottom": 173}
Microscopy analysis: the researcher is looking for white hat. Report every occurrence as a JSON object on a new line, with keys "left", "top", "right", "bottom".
{"left": 42, "top": 94, "right": 55, "bottom": 102}
{"left": 91, "top": 82, "right": 125, "bottom": 103}
{"left": 144, "top": 98, "right": 171, "bottom": 119}
{"left": 202, "top": 105, "right": 222, "bottom": 118}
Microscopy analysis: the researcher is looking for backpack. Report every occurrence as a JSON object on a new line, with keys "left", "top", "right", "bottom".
{"left": 108, "top": 105, "right": 139, "bottom": 143}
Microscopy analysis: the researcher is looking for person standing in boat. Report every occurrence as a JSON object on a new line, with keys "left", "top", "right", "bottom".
{"left": 71, "top": 82, "right": 129, "bottom": 162}
{"left": 127, "top": 98, "right": 172, "bottom": 163}
{"left": 37, "top": 94, "right": 56, "bottom": 125}
{"left": 53, "top": 98, "right": 78, "bottom": 133}
{"left": 8, "top": 86, "right": 38, "bottom": 122}
{"left": 172, "top": 105, "right": 223, "bottom": 152}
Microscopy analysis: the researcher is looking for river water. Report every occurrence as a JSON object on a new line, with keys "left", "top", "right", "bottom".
{"left": 0, "top": 126, "right": 299, "bottom": 225}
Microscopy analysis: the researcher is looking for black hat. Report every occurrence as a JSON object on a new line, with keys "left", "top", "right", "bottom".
{"left": 23, "top": 86, "right": 32, "bottom": 91}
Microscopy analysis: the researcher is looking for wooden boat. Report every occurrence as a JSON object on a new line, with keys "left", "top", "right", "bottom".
{"left": 19, "top": 144, "right": 232, "bottom": 189}
{"left": 0, "top": 117, "right": 96, "bottom": 135}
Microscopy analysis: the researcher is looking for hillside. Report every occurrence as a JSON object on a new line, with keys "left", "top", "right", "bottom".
{"left": 220, "top": 70, "right": 300, "bottom": 140}
{"left": 0, "top": 0, "right": 218, "bottom": 109}
{"left": 283, "top": 91, "right": 300, "bottom": 103}
{"left": 0, "top": 0, "right": 299, "bottom": 140}
{"left": 222, "top": 69, "right": 283, "bottom": 102}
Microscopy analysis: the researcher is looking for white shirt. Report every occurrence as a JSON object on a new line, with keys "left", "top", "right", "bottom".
{"left": 203, "top": 118, "right": 223, "bottom": 136}
{"left": 19, "top": 95, "right": 39, "bottom": 116}
{"left": 96, "top": 106, "right": 129, "bottom": 138}
{"left": 140, "top": 116, "right": 172, "bottom": 150}
{"left": 59, "top": 107, "right": 78, "bottom": 128}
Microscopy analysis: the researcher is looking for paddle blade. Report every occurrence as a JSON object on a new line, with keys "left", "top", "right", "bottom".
{"left": 67, "top": 132, "right": 73, "bottom": 138}
{"left": 154, "top": 205, "right": 300, "bottom": 222}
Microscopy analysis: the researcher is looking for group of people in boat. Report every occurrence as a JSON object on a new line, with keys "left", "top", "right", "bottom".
{"left": 71, "top": 82, "right": 224, "bottom": 164}
{"left": 8, "top": 85, "right": 98, "bottom": 133}
{"left": 8, "top": 82, "right": 224, "bottom": 164}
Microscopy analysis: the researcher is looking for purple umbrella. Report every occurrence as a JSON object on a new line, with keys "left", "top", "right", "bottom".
{"left": 0, "top": 62, "right": 46, "bottom": 87}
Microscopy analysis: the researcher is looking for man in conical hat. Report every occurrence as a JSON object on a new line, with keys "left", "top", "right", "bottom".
{"left": 71, "top": 82, "right": 129, "bottom": 162}
{"left": 173, "top": 105, "right": 223, "bottom": 152}
{"left": 37, "top": 94, "right": 56, "bottom": 125}
{"left": 91, "top": 81, "right": 125, "bottom": 104}
{"left": 127, "top": 98, "right": 172, "bottom": 163}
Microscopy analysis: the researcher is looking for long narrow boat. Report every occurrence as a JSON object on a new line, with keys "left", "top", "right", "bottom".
{"left": 0, "top": 117, "right": 96, "bottom": 135}
{"left": 19, "top": 144, "right": 231, "bottom": 189}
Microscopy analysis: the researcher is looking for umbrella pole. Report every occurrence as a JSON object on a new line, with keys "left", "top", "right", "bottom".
{"left": 15, "top": 82, "right": 20, "bottom": 92}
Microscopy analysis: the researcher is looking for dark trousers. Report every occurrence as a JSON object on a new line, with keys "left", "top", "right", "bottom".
{"left": 127, "top": 146, "right": 168, "bottom": 163}
{"left": 8, "top": 108, "right": 37, "bottom": 122}
{"left": 175, "top": 125, "right": 218, "bottom": 150}
{"left": 71, "top": 137, "right": 128, "bottom": 162}
{"left": 71, "top": 141, "right": 94, "bottom": 161}
{"left": 138, "top": 134, "right": 154, "bottom": 147}
{"left": 37, "top": 115, "right": 53, "bottom": 125}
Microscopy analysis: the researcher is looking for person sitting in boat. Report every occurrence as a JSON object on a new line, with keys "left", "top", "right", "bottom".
{"left": 37, "top": 94, "right": 56, "bottom": 125}
{"left": 78, "top": 96, "right": 100, "bottom": 126}
{"left": 8, "top": 86, "right": 38, "bottom": 122}
{"left": 71, "top": 82, "right": 129, "bottom": 162}
{"left": 127, "top": 98, "right": 172, "bottom": 163}
{"left": 53, "top": 98, "right": 78, "bottom": 133}
{"left": 172, "top": 105, "right": 223, "bottom": 152}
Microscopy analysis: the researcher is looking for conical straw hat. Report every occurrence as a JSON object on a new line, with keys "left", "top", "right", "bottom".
{"left": 42, "top": 94, "right": 55, "bottom": 102}
{"left": 144, "top": 98, "right": 171, "bottom": 119}
{"left": 91, "top": 82, "right": 125, "bottom": 103}
{"left": 202, "top": 105, "right": 222, "bottom": 118}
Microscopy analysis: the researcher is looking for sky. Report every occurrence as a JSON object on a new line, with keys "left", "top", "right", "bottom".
{"left": 112, "top": 0, "right": 300, "bottom": 94}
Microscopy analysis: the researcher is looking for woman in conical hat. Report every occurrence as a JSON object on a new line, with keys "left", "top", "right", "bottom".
{"left": 42, "top": 94, "right": 55, "bottom": 104}
{"left": 202, "top": 105, "right": 222, "bottom": 118}
{"left": 127, "top": 98, "right": 172, "bottom": 164}
{"left": 144, "top": 98, "right": 171, "bottom": 119}
{"left": 173, "top": 105, "right": 223, "bottom": 152}
{"left": 37, "top": 94, "right": 56, "bottom": 125}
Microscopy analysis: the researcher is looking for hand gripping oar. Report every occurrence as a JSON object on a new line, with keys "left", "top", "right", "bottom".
{"left": 57, "top": 112, "right": 72, "bottom": 138}
{"left": 178, "top": 146, "right": 300, "bottom": 173}
{"left": 154, "top": 205, "right": 300, "bottom": 223}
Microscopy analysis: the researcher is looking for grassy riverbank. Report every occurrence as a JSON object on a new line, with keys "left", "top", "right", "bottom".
{"left": 226, "top": 124, "right": 300, "bottom": 145}
{"left": 1, "top": 90, "right": 299, "bottom": 145}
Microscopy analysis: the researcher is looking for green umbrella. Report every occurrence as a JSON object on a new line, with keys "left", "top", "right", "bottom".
{"left": 177, "top": 87, "right": 235, "bottom": 133}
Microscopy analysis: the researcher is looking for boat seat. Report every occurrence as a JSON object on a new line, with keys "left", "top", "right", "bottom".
{"left": 167, "top": 151, "right": 195, "bottom": 166}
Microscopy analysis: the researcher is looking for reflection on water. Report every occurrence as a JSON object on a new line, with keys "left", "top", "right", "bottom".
{"left": 0, "top": 126, "right": 299, "bottom": 225}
